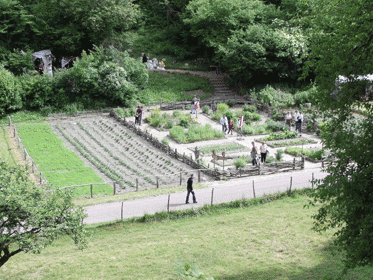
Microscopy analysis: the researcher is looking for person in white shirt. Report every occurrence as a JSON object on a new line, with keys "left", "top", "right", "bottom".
{"left": 260, "top": 142, "right": 268, "bottom": 164}
{"left": 220, "top": 115, "right": 227, "bottom": 132}
{"left": 285, "top": 111, "right": 292, "bottom": 130}
{"left": 294, "top": 110, "right": 300, "bottom": 132}
{"left": 223, "top": 115, "right": 228, "bottom": 133}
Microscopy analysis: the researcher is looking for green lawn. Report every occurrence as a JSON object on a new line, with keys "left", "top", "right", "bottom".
{"left": 0, "top": 127, "right": 18, "bottom": 166}
{"left": 138, "top": 71, "right": 214, "bottom": 104}
{"left": 1, "top": 195, "right": 373, "bottom": 279}
{"left": 16, "top": 123, "right": 112, "bottom": 196}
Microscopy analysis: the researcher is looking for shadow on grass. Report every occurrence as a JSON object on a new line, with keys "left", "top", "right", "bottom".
{"left": 214, "top": 241, "right": 373, "bottom": 280}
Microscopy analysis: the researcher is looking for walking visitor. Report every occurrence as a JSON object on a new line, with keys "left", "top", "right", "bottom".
{"left": 220, "top": 115, "right": 227, "bottom": 132}
{"left": 297, "top": 111, "right": 303, "bottom": 135}
{"left": 260, "top": 142, "right": 268, "bottom": 164}
{"left": 227, "top": 118, "right": 234, "bottom": 135}
{"left": 186, "top": 174, "right": 197, "bottom": 204}
{"left": 285, "top": 111, "right": 292, "bottom": 130}
{"left": 251, "top": 142, "right": 258, "bottom": 166}
{"left": 136, "top": 106, "right": 143, "bottom": 125}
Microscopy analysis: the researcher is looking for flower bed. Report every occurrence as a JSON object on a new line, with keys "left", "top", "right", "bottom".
{"left": 198, "top": 143, "right": 247, "bottom": 155}
{"left": 258, "top": 131, "right": 299, "bottom": 142}
{"left": 266, "top": 139, "right": 317, "bottom": 148}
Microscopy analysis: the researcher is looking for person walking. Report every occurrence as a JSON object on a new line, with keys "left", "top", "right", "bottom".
{"left": 251, "top": 141, "right": 258, "bottom": 166}
{"left": 285, "top": 111, "right": 292, "bottom": 130}
{"left": 227, "top": 118, "right": 234, "bottom": 135}
{"left": 294, "top": 110, "right": 300, "bottom": 132}
{"left": 186, "top": 174, "right": 197, "bottom": 204}
{"left": 260, "top": 142, "right": 268, "bottom": 164}
{"left": 135, "top": 106, "right": 143, "bottom": 125}
{"left": 220, "top": 115, "right": 226, "bottom": 132}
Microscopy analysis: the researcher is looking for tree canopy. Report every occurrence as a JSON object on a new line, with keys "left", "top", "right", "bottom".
{"left": 308, "top": 0, "right": 373, "bottom": 270}
{"left": 0, "top": 161, "right": 87, "bottom": 268}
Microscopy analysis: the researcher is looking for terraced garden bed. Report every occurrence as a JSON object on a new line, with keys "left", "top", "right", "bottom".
{"left": 51, "top": 116, "right": 196, "bottom": 193}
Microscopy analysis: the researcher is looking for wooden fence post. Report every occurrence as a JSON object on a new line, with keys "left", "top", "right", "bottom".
{"left": 289, "top": 177, "right": 292, "bottom": 194}
{"left": 136, "top": 178, "right": 139, "bottom": 191}
{"left": 121, "top": 201, "right": 123, "bottom": 221}
{"left": 40, "top": 172, "right": 42, "bottom": 184}
{"left": 293, "top": 158, "right": 296, "bottom": 170}
{"left": 13, "top": 127, "right": 15, "bottom": 137}
{"left": 301, "top": 156, "right": 305, "bottom": 170}
{"left": 198, "top": 170, "right": 201, "bottom": 183}
{"left": 252, "top": 180, "right": 256, "bottom": 198}
{"left": 312, "top": 173, "right": 314, "bottom": 189}
{"left": 113, "top": 182, "right": 116, "bottom": 195}
{"left": 90, "top": 184, "right": 93, "bottom": 198}
{"left": 32, "top": 162, "right": 35, "bottom": 173}
{"left": 24, "top": 148, "right": 27, "bottom": 160}
{"left": 180, "top": 173, "right": 182, "bottom": 185}
{"left": 175, "top": 149, "right": 178, "bottom": 160}
{"left": 8, "top": 116, "right": 11, "bottom": 126}
{"left": 167, "top": 194, "right": 170, "bottom": 213}
{"left": 156, "top": 177, "right": 159, "bottom": 188}
{"left": 211, "top": 188, "right": 214, "bottom": 206}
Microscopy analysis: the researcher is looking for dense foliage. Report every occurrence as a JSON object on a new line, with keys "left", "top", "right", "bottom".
{"left": 0, "top": 161, "right": 87, "bottom": 267}
{"left": 307, "top": 0, "right": 373, "bottom": 270}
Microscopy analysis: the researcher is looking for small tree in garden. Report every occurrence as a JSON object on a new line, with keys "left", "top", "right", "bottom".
{"left": 0, "top": 161, "right": 87, "bottom": 268}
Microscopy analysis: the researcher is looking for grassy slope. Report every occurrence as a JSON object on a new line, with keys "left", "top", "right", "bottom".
{"left": 138, "top": 71, "right": 214, "bottom": 104}
{"left": 1, "top": 195, "right": 373, "bottom": 280}
{"left": 16, "top": 123, "right": 112, "bottom": 196}
{"left": 0, "top": 127, "right": 18, "bottom": 166}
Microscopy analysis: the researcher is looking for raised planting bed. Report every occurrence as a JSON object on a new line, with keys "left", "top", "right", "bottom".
{"left": 257, "top": 131, "right": 299, "bottom": 142}
{"left": 265, "top": 138, "right": 317, "bottom": 148}
{"left": 284, "top": 147, "right": 326, "bottom": 162}
{"left": 145, "top": 109, "right": 196, "bottom": 130}
{"left": 51, "top": 116, "right": 196, "bottom": 192}
{"left": 196, "top": 142, "right": 247, "bottom": 155}
{"left": 169, "top": 124, "right": 225, "bottom": 143}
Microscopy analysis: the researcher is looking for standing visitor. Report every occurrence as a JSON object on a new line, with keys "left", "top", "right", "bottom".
{"left": 136, "top": 106, "right": 143, "bottom": 126}
{"left": 223, "top": 115, "right": 228, "bottom": 133}
{"left": 227, "top": 118, "right": 234, "bottom": 135}
{"left": 251, "top": 142, "right": 258, "bottom": 166}
{"left": 260, "top": 142, "right": 268, "bottom": 164}
{"left": 297, "top": 111, "right": 303, "bottom": 135}
{"left": 294, "top": 110, "right": 300, "bottom": 132}
{"left": 185, "top": 174, "right": 197, "bottom": 204}
{"left": 220, "top": 115, "right": 227, "bottom": 132}
{"left": 236, "top": 115, "right": 244, "bottom": 135}
{"left": 285, "top": 111, "right": 292, "bottom": 130}
{"left": 135, "top": 106, "right": 140, "bottom": 125}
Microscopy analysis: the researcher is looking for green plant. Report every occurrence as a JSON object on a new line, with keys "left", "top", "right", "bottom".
{"left": 260, "top": 131, "right": 299, "bottom": 141}
{"left": 275, "top": 149, "right": 284, "bottom": 161}
{"left": 202, "top": 105, "right": 210, "bottom": 114}
{"left": 226, "top": 100, "right": 236, "bottom": 107}
{"left": 161, "top": 138, "right": 169, "bottom": 146}
{"left": 271, "top": 108, "right": 284, "bottom": 121}
{"left": 265, "top": 156, "right": 276, "bottom": 163}
{"left": 243, "top": 104, "right": 256, "bottom": 112}
{"left": 257, "top": 85, "right": 294, "bottom": 108}
{"left": 173, "top": 110, "right": 181, "bottom": 117}
{"left": 234, "top": 158, "right": 247, "bottom": 169}
{"left": 217, "top": 103, "right": 229, "bottom": 113}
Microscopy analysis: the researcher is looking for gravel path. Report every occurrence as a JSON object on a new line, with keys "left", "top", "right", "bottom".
{"left": 84, "top": 164, "right": 326, "bottom": 224}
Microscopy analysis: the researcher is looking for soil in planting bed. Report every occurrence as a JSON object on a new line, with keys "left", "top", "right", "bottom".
{"left": 50, "top": 115, "right": 208, "bottom": 193}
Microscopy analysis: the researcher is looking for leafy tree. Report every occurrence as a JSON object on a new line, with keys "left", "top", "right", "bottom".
{"left": 308, "top": 0, "right": 373, "bottom": 270}
{"left": 0, "top": 161, "right": 87, "bottom": 268}
{"left": 0, "top": 65, "right": 22, "bottom": 115}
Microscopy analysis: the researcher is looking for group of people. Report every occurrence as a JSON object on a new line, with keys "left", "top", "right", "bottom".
{"left": 285, "top": 110, "right": 303, "bottom": 134}
{"left": 220, "top": 115, "right": 243, "bottom": 135}
{"left": 251, "top": 141, "right": 268, "bottom": 166}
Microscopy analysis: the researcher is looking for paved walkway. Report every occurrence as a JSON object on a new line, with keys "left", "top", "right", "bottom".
{"left": 84, "top": 164, "right": 326, "bottom": 224}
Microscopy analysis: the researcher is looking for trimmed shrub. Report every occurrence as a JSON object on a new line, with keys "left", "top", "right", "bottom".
{"left": 217, "top": 103, "right": 229, "bottom": 113}
{"left": 243, "top": 104, "right": 256, "bottom": 112}
{"left": 0, "top": 66, "right": 22, "bottom": 115}
{"left": 234, "top": 158, "right": 247, "bottom": 169}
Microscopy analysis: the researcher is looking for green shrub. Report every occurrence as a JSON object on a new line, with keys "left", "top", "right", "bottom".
{"left": 40, "top": 106, "right": 54, "bottom": 117}
{"left": 294, "top": 86, "right": 317, "bottom": 106}
{"left": 275, "top": 149, "right": 284, "bottom": 161}
{"left": 161, "top": 138, "right": 169, "bottom": 145}
{"left": 227, "top": 100, "right": 236, "bottom": 107}
{"left": 261, "top": 131, "right": 299, "bottom": 141}
{"left": 179, "top": 119, "right": 189, "bottom": 128}
{"left": 234, "top": 158, "right": 247, "bottom": 169}
{"left": 266, "top": 156, "right": 276, "bottom": 163}
{"left": 217, "top": 103, "right": 229, "bottom": 113}
{"left": 224, "top": 110, "right": 233, "bottom": 120}
{"left": 243, "top": 104, "right": 256, "bottom": 112}
{"left": 202, "top": 105, "right": 210, "bottom": 114}
{"left": 258, "top": 85, "right": 294, "bottom": 108}
{"left": 173, "top": 110, "right": 181, "bottom": 117}
{"left": 265, "top": 120, "right": 289, "bottom": 132}
{"left": 0, "top": 66, "right": 22, "bottom": 115}
{"left": 271, "top": 108, "right": 284, "bottom": 121}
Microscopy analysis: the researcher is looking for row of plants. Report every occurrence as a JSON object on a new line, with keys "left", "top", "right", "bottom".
{"left": 94, "top": 120, "right": 180, "bottom": 181}
{"left": 268, "top": 139, "right": 317, "bottom": 148}
{"left": 169, "top": 124, "right": 225, "bottom": 143}
{"left": 209, "top": 103, "right": 261, "bottom": 124}
{"left": 284, "top": 147, "right": 326, "bottom": 161}
{"left": 145, "top": 109, "right": 195, "bottom": 130}
{"left": 16, "top": 123, "right": 112, "bottom": 196}
{"left": 259, "top": 131, "right": 299, "bottom": 142}
{"left": 241, "top": 119, "right": 289, "bottom": 136}
{"left": 199, "top": 143, "right": 246, "bottom": 155}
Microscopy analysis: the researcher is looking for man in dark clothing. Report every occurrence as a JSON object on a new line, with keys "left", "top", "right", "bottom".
{"left": 136, "top": 106, "right": 143, "bottom": 125}
{"left": 186, "top": 174, "right": 197, "bottom": 204}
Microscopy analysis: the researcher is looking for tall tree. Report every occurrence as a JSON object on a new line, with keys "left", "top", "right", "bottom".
{"left": 0, "top": 161, "right": 87, "bottom": 268}
{"left": 308, "top": 0, "right": 373, "bottom": 270}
